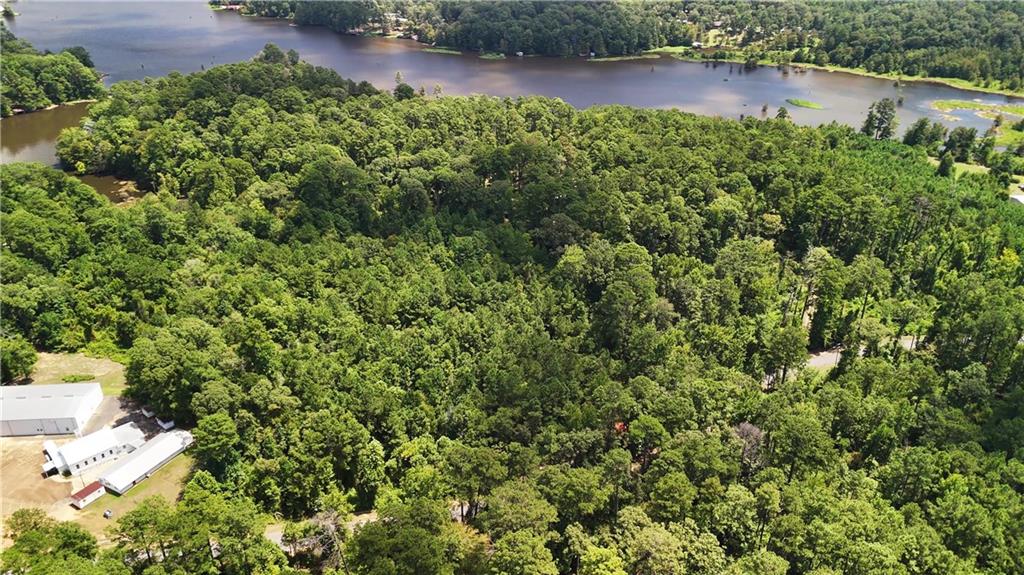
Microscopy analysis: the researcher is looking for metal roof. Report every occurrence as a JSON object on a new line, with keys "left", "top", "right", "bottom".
{"left": 71, "top": 480, "right": 105, "bottom": 501}
{"left": 0, "top": 383, "right": 102, "bottom": 421}
{"left": 100, "top": 430, "right": 193, "bottom": 493}
{"left": 56, "top": 422, "right": 145, "bottom": 466}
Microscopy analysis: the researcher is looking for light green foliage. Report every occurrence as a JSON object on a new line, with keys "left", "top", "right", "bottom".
{"left": 488, "top": 530, "right": 559, "bottom": 575}
{"left": 478, "top": 480, "right": 558, "bottom": 541}
{"left": 1, "top": 333, "right": 37, "bottom": 382}
{"left": 785, "top": 98, "right": 823, "bottom": 110}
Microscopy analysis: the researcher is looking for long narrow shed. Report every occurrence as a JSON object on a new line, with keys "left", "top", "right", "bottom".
{"left": 99, "top": 430, "right": 193, "bottom": 495}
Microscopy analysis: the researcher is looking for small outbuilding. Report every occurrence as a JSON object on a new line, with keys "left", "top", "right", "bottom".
{"left": 70, "top": 481, "right": 106, "bottom": 509}
{"left": 0, "top": 383, "right": 103, "bottom": 436}
{"left": 99, "top": 430, "right": 193, "bottom": 495}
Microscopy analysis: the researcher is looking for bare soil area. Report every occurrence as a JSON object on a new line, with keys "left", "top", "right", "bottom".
{"left": 0, "top": 436, "right": 73, "bottom": 540}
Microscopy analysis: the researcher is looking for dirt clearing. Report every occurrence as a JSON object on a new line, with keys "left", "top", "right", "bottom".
{"left": 0, "top": 437, "right": 73, "bottom": 539}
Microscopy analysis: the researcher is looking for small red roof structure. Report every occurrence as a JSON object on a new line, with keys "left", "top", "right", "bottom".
{"left": 71, "top": 480, "right": 104, "bottom": 502}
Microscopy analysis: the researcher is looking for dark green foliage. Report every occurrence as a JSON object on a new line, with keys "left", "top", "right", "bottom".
{"left": 903, "top": 118, "right": 948, "bottom": 154}
{"left": 945, "top": 126, "right": 978, "bottom": 163}
{"left": 861, "top": 98, "right": 898, "bottom": 140}
{"left": 3, "top": 54, "right": 1024, "bottom": 574}
{"left": 0, "top": 26, "right": 103, "bottom": 116}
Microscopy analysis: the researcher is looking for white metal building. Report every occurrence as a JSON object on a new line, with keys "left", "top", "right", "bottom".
{"left": 42, "top": 422, "right": 146, "bottom": 476}
{"left": 0, "top": 383, "right": 103, "bottom": 436}
{"left": 99, "top": 430, "right": 193, "bottom": 495}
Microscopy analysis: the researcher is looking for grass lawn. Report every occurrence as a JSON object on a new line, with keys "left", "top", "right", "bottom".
{"left": 645, "top": 45, "right": 694, "bottom": 55}
{"left": 775, "top": 63, "right": 1023, "bottom": 97}
{"left": 994, "top": 127, "right": 1024, "bottom": 148}
{"left": 75, "top": 454, "right": 194, "bottom": 543}
{"left": 421, "top": 46, "right": 461, "bottom": 55}
{"left": 926, "top": 157, "right": 1024, "bottom": 194}
{"left": 786, "top": 98, "right": 824, "bottom": 109}
{"left": 589, "top": 53, "right": 660, "bottom": 62}
{"left": 479, "top": 52, "right": 506, "bottom": 60}
{"left": 30, "top": 352, "right": 127, "bottom": 397}
{"left": 931, "top": 100, "right": 1024, "bottom": 117}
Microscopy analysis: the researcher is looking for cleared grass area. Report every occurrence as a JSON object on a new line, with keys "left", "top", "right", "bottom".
{"left": 30, "top": 352, "right": 126, "bottom": 397}
{"left": 786, "top": 98, "right": 824, "bottom": 109}
{"left": 421, "top": 46, "right": 461, "bottom": 55}
{"left": 931, "top": 99, "right": 1024, "bottom": 117}
{"left": 994, "top": 127, "right": 1024, "bottom": 148}
{"left": 73, "top": 454, "right": 194, "bottom": 544}
{"left": 589, "top": 53, "right": 660, "bottom": 62}
{"left": 926, "top": 157, "right": 1024, "bottom": 193}
{"left": 923, "top": 76, "right": 1024, "bottom": 97}
{"left": 479, "top": 51, "right": 506, "bottom": 60}
{"left": 645, "top": 45, "right": 694, "bottom": 55}
{"left": 705, "top": 29, "right": 726, "bottom": 46}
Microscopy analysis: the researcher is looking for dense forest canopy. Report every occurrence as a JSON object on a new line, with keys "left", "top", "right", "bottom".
{"left": 222, "top": 0, "right": 1024, "bottom": 90}
{"left": 0, "top": 25, "right": 104, "bottom": 117}
{"left": 3, "top": 47, "right": 1024, "bottom": 574}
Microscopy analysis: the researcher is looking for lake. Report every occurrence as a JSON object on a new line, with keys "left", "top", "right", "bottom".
{"left": 3, "top": 0, "right": 1022, "bottom": 172}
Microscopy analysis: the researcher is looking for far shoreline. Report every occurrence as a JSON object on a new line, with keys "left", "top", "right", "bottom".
{"left": 209, "top": 5, "right": 1024, "bottom": 100}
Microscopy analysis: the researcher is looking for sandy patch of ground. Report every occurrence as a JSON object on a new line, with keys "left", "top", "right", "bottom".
{"left": 29, "top": 352, "right": 126, "bottom": 397}
{"left": 0, "top": 436, "right": 74, "bottom": 541}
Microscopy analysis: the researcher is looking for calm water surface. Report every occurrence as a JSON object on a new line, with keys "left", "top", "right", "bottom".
{"left": 3, "top": 0, "right": 1022, "bottom": 175}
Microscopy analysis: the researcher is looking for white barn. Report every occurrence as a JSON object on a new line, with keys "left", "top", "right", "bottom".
{"left": 0, "top": 383, "right": 103, "bottom": 436}
{"left": 70, "top": 481, "right": 106, "bottom": 509}
{"left": 42, "top": 422, "right": 146, "bottom": 476}
{"left": 99, "top": 430, "right": 193, "bottom": 495}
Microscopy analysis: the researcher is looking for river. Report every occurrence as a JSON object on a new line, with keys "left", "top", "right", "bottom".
{"left": 3, "top": 0, "right": 1022, "bottom": 178}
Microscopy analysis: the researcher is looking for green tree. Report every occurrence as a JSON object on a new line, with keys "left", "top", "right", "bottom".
{"left": 478, "top": 479, "right": 557, "bottom": 541}
{"left": 647, "top": 471, "right": 697, "bottom": 524}
{"left": 861, "top": 98, "right": 898, "bottom": 139}
{"left": 1, "top": 334, "right": 36, "bottom": 382}
{"left": 193, "top": 412, "right": 240, "bottom": 477}
{"left": 944, "top": 127, "right": 977, "bottom": 162}
{"left": 489, "top": 530, "right": 558, "bottom": 575}
{"left": 767, "top": 403, "right": 835, "bottom": 481}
